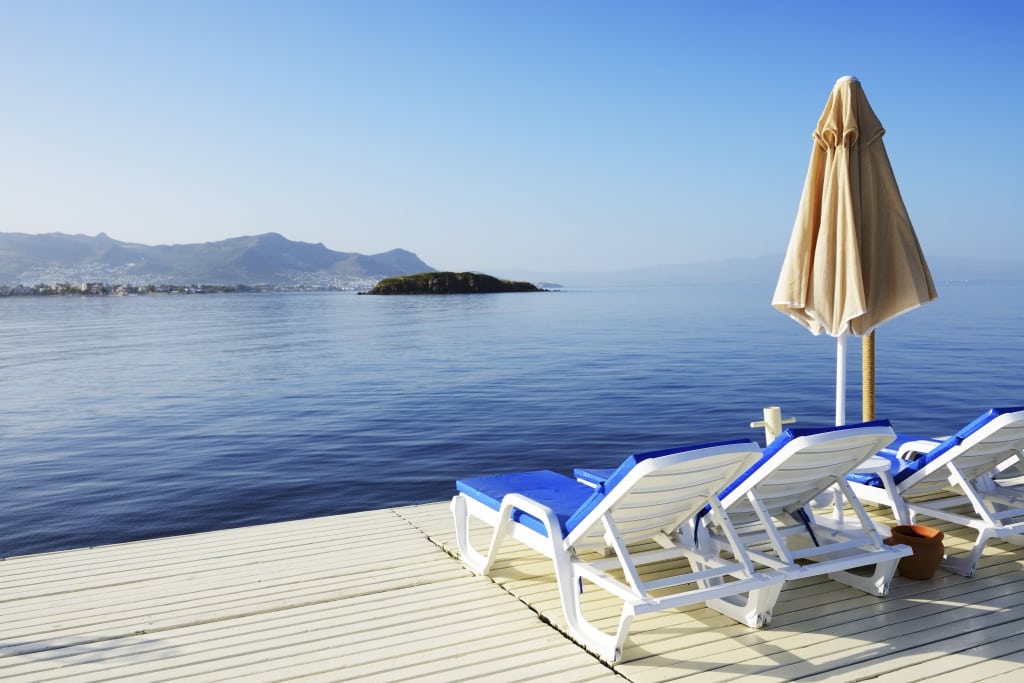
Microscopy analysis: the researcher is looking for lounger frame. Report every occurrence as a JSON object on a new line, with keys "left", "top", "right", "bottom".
{"left": 698, "top": 423, "right": 912, "bottom": 608}
{"left": 848, "top": 408, "right": 1024, "bottom": 576}
{"left": 451, "top": 441, "right": 784, "bottom": 662}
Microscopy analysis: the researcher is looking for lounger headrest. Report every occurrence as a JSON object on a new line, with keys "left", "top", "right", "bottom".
{"left": 565, "top": 439, "right": 755, "bottom": 533}
{"left": 765, "top": 419, "right": 893, "bottom": 459}
{"left": 952, "top": 407, "right": 1024, "bottom": 444}
{"left": 593, "top": 438, "right": 755, "bottom": 495}
{"left": 890, "top": 406, "right": 1024, "bottom": 483}
{"left": 710, "top": 420, "right": 894, "bottom": 505}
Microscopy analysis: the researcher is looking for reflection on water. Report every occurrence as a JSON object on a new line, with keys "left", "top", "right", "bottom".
{"left": 1, "top": 282, "right": 1021, "bottom": 557}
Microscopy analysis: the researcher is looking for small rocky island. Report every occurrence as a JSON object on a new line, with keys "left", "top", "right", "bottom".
{"left": 362, "top": 271, "right": 544, "bottom": 295}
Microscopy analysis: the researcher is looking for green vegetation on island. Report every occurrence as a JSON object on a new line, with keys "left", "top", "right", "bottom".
{"left": 363, "top": 272, "right": 544, "bottom": 295}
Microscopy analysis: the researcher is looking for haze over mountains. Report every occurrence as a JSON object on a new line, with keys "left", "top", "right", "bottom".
{"left": 1, "top": 231, "right": 1019, "bottom": 290}
{"left": 0, "top": 232, "right": 434, "bottom": 288}
{"left": 497, "top": 252, "right": 1023, "bottom": 289}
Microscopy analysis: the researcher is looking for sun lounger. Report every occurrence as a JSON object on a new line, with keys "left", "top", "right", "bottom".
{"left": 451, "top": 440, "right": 785, "bottom": 662}
{"left": 847, "top": 407, "right": 1024, "bottom": 576}
{"left": 575, "top": 421, "right": 910, "bottom": 623}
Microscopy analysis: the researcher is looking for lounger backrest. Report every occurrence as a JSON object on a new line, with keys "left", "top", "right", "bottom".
{"left": 719, "top": 421, "right": 896, "bottom": 526}
{"left": 897, "top": 407, "right": 1024, "bottom": 492}
{"left": 564, "top": 440, "right": 761, "bottom": 548}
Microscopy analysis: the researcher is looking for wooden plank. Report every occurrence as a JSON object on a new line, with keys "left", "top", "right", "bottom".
{"left": 0, "top": 504, "right": 618, "bottom": 682}
{"left": 1, "top": 576, "right": 618, "bottom": 682}
{"left": 870, "top": 632, "right": 1024, "bottom": 682}
{"left": 2, "top": 499, "right": 1023, "bottom": 681}
{"left": 1, "top": 537, "right": 466, "bottom": 658}
{"left": 0, "top": 510, "right": 424, "bottom": 595}
{"left": 416, "top": 499, "right": 1024, "bottom": 681}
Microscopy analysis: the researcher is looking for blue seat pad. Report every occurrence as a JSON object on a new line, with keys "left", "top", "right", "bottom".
{"left": 574, "top": 467, "right": 614, "bottom": 487}
{"left": 846, "top": 434, "right": 928, "bottom": 487}
{"left": 573, "top": 438, "right": 753, "bottom": 492}
{"left": 456, "top": 470, "right": 597, "bottom": 538}
{"left": 687, "top": 420, "right": 892, "bottom": 525}
{"left": 722, "top": 419, "right": 893, "bottom": 497}
{"left": 847, "top": 407, "right": 1024, "bottom": 487}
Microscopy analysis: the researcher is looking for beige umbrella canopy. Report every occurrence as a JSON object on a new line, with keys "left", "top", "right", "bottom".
{"left": 773, "top": 76, "right": 937, "bottom": 425}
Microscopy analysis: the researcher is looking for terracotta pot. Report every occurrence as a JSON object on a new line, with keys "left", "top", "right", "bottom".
{"left": 884, "top": 524, "right": 945, "bottom": 580}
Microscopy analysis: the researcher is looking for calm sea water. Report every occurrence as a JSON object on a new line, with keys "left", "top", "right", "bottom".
{"left": 2, "top": 282, "right": 1021, "bottom": 558}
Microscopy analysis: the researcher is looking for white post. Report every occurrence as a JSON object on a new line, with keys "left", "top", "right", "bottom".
{"left": 751, "top": 406, "right": 796, "bottom": 445}
{"left": 836, "top": 332, "right": 847, "bottom": 426}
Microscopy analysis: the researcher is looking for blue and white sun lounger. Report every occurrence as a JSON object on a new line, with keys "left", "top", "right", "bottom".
{"left": 847, "top": 407, "right": 1024, "bottom": 576}
{"left": 575, "top": 421, "right": 910, "bottom": 623}
{"left": 702, "top": 421, "right": 911, "bottom": 599}
{"left": 451, "top": 440, "right": 785, "bottom": 662}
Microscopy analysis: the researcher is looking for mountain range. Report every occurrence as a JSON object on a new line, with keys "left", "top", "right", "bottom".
{"left": 3, "top": 230, "right": 1019, "bottom": 290}
{"left": 0, "top": 232, "right": 435, "bottom": 288}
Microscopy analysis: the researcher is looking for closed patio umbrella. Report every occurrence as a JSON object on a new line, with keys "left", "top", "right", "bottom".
{"left": 773, "top": 76, "right": 937, "bottom": 425}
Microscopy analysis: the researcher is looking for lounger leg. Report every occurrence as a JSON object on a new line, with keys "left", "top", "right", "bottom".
{"left": 450, "top": 494, "right": 507, "bottom": 574}
{"left": 564, "top": 568, "right": 636, "bottom": 662}
{"left": 822, "top": 482, "right": 904, "bottom": 596}
{"left": 692, "top": 513, "right": 780, "bottom": 627}
{"left": 552, "top": 543, "right": 634, "bottom": 661}
{"left": 569, "top": 605, "right": 633, "bottom": 663}
{"left": 827, "top": 560, "right": 900, "bottom": 596}
{"left": 691, "top": 543, "right": 779, "bottom": 626}
{"left": 453, "top": 493, "right": 635, "bottom": 661}
{"left": 704, "top": 583, "right": 780, "bottom": 628}
{"left": 941, "top": 528, "right": 994, "bottom": 577}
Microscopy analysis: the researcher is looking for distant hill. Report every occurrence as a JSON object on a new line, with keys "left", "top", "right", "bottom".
{"left": 0, "top": 232, "right": 435, "bottom": 288}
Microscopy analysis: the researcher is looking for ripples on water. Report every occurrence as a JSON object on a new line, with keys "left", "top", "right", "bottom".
{"left": 2, "top": 282, "right": 1021, "bottom": 557}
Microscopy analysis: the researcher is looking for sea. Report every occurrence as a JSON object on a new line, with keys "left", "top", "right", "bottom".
{"left": 2, "top": 281, "right": 1021, "bottom": 559}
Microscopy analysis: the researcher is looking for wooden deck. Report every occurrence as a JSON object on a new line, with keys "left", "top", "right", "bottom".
{"left": 2, "top": 500, "right": 1024, "bottom": 682}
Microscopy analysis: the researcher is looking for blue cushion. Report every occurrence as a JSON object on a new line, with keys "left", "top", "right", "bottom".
{"left": 562, "top": 439, "right": 754, "bottom": 533}
{"left": 456, "top": 470, "right": 597, "bottom": 538}
{"left": 846, "top": 407, "right": 1024, "bottom": 487}
{"left": 681, "top": 420, "right": 893, "bottom": 528}
{"left": 846, "top": 451, "right": 902, "bottom": 487}
{"left": 717, "top": 419, "right": 894, "bottom": 501}
{"left": 845, "top": 433, "right": 933, "bottom": 486}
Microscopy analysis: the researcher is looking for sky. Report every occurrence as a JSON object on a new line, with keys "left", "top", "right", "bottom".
{"left": 1, "top": 1, "right": 1022, "bottom": 273}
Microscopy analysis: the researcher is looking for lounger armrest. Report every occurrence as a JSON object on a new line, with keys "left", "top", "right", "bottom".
{"left": 497, "top": 493, "right": 565, "bottom": 540}
{"left": 847, "top": 451, "right": 900, "bottom": 487}
{"left": 574, "top": 467, "right": 613, "bottom": 488}
{"left": 895, "top": 439, "right": 943, "bottom": 461}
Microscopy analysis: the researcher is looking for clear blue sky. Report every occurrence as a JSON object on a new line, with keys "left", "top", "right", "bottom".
{"left": 2, "top": 1, "right": 1021, "bottom": 272}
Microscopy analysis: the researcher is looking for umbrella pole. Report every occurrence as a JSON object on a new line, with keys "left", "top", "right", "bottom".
{"left": 836, "top": 332, "right": 847, "bottom": 426}
{"left": 863, "top": 331, "right": 875, "bottom": 421}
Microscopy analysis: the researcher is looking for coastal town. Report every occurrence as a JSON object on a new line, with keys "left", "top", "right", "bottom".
{"left": 0, "top": 282, "right": 360, "bottom": 296}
